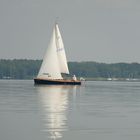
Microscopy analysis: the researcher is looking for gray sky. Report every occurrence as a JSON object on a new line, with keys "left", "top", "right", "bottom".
{"left": 0, "top": 0, "right": 140, "bottom": 63}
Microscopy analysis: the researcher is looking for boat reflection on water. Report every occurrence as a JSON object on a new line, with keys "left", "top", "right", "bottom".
{"left": 36, "top": 85, "right": 79, "bottom": 139}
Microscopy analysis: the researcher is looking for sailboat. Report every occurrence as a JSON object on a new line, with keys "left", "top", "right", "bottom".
{"left": 34, "top": 23, "right": 81, "bottom": 85}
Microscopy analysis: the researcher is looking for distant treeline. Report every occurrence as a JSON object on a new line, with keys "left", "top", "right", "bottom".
{"left": 0, "top": 59, "right": 140, "bottom": 79}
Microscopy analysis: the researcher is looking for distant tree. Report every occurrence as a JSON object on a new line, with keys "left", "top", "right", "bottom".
{"left": 0, "top": 59, "right": 140, "bottom": 79}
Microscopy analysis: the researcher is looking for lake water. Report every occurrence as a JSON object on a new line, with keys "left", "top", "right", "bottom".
{"left": 0, "top": 80, "right": 140, "bottom": 140}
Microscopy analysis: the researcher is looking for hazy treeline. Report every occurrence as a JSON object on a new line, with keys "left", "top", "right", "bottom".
{"left": 0, "top": 59, "right": 140, "bottom": 79}
{"left": 0, "top": 59, "right": 41, "bottom": 79}
{"left": 69, "top": 62, "right": 140, "bottom": 79}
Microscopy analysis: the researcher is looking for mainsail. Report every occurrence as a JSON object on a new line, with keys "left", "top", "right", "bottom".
{"left": 37, "top": 24, "right": 69, "bottom": 79}
{"left": 55, "top": 24, "right": 69, "bottom": 74}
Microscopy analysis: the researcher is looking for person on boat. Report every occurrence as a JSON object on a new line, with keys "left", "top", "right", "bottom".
{"left": 72, "top": 75, "right": 77, "bottom": 81}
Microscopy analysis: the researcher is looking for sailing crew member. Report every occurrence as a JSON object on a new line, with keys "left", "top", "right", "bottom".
{"left": 73, "top": 75, "right": 77, "bottom": 81}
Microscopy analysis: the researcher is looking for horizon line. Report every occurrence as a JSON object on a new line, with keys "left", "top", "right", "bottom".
{"left": 0, "top": 58, "right": 139, "bottom": 64}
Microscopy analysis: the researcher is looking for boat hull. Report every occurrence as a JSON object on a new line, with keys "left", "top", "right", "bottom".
{"left": 34, "top": 78, "right": 81, "bottom": 85}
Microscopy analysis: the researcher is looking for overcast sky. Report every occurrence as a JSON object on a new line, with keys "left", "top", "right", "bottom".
{"left": 0, "top": 0, "right": 140, "bottom": 63}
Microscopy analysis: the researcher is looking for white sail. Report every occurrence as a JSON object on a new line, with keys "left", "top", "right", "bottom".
{"left": 55, "top": 24, "right": 69, "bottom": 74}
{"left": 37, "top": 23, "right": 70, "bottom": 80}
{"left": 37, "top": 27, "right": 63, "bottom": 79}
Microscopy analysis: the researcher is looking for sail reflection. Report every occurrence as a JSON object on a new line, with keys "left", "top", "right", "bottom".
{"left": 37, "top": 85, "right": 78, "bottom": 139}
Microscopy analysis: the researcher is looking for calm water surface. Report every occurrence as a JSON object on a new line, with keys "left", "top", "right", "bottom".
{"left": 0, "top": 80, "right": 140, "bottom": 140}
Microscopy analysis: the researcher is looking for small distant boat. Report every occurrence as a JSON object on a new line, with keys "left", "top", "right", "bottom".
{"left": 34, "top": 23, "right": 81, "bottom": 85}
